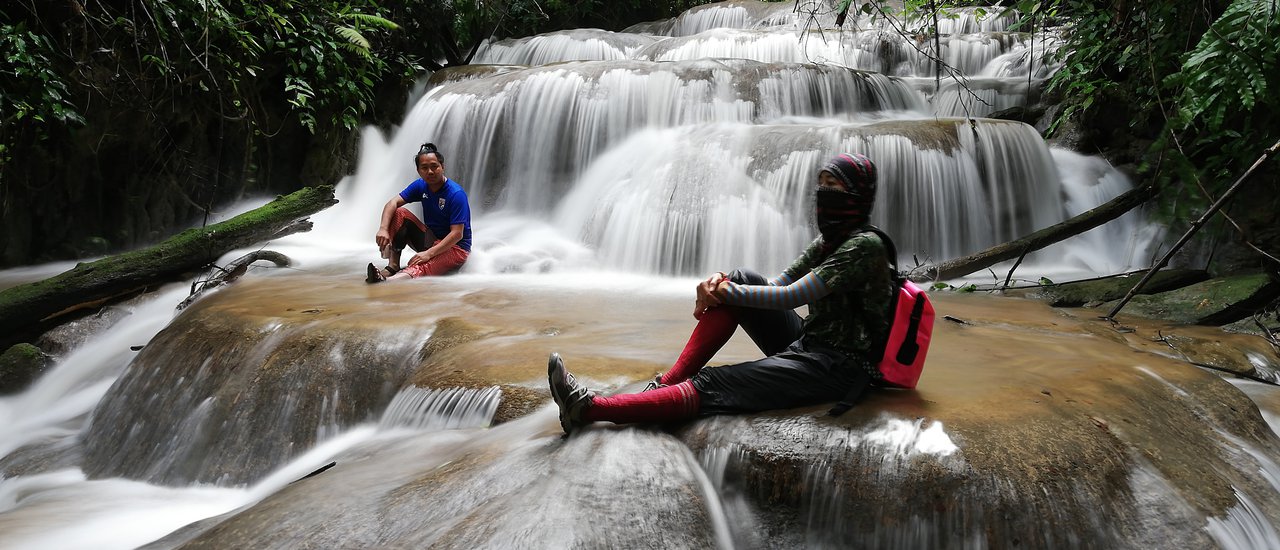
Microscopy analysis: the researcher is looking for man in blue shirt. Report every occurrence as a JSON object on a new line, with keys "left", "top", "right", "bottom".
{"left": 367, "top": 142, "right": 472, "bottom": 282}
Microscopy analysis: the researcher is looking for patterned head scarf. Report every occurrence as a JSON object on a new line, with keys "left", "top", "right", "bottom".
{"left": 816, "top": 153, "right": 877, "bottom": 257}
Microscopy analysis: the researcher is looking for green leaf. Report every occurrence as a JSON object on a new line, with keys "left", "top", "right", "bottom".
{"left": 334, "top": 26, "right": 371, "bottom": 51}
{"left": 343, "top": 12, "right": 399, "bottom": 31}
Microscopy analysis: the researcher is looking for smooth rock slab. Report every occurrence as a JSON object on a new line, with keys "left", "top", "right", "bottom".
{"left": 109, "top": 274, "right": 1280, "bottom": 548}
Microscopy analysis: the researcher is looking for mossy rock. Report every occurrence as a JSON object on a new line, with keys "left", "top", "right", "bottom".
{"left": 0, "top": 343, "right": 50, "bottom": 394}
{"left": 1221, "top": 314, "right": 1280, "bottom": 338}
{"left": 1007, "top": 269, "right": 1208, "bottom": 307}
{"left": 1107, "top": 272, "right": 1280, "bottom": 326}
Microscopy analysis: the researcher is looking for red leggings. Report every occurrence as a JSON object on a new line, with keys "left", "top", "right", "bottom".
{"left": 581, "top": 307, "right": 738, "bottom": 425}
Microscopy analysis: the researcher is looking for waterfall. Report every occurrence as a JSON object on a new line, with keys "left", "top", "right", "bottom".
{"left": 298, "top": 1, "right": 1146, "bottom": 280}
{"left": 474, "top": 29, "right": 659, "bottom": 64}
{"left": 378, "top": 386, "right": 502, "bottom": 431}
{"left": 0, "top": 4, "right": 1203, "bottom": 548}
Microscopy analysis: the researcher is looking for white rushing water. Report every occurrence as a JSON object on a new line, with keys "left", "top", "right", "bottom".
{"left": 0, "top": 3, "right": 1181, "bottom": 547}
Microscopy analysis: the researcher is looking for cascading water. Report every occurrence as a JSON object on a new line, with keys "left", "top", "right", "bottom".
{"left": 324, "top": 2, "right": 1130, "bottom": 278}
{"left": 5, "top": 2, "right": 1257, "bottom": 549}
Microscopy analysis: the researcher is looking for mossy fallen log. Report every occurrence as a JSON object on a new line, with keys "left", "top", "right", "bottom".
{"left": 1004, "top": 269, "right": 1210, "bottom": 307}
{"left": 0, "top": 186, "right": 337, "bottom": 348}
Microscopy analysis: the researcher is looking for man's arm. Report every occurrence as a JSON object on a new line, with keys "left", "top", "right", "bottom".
{"left": 376, "top": 195, "right": 408, "bottom": 248}
{"left": 408, "top": 223, "right": 464, "bottom": 266}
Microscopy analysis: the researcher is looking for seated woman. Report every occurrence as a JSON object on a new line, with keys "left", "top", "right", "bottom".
{"left": 548, "top": 153, "right": 895, "bottom": 434}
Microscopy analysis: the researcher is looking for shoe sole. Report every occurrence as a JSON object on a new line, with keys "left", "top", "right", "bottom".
{"left": 547, "top": 353, "right": 574, "bottom": 434}
{"left": 548, "top": 353, "right": 567, "bottom": 407}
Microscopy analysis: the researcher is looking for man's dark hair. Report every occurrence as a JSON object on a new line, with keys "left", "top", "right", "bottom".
{"left": 415, "top": 142, "right": 444, "bottom": 165}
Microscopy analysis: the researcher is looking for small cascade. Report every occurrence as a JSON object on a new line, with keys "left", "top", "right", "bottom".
{"left": 633, "top": 28, "right": 1052, "bottom": 81}
{"left": 1041, "top": 149, "right": 1162, "bottom": 274}
{"left": 553, "top": 118, "right": 1064, "bottom": 275}
{"left": 690, "top": 414, "right": 962, "bottom": 546}
{"left": 699, "top": 442, "right": 770, "bottom": 548}
{"left": 801, "top": 459, "right": 852, "bottom": 548}
{"left": 339, "top": 58, "right": 921, "bottom": 217}
{"left": 918, "top": 6, "right": 1022, "bottom": 34}
{"left": 1207, "top": 491, "right": 1280, "bottom": 550}
{"left": 79, "top": 299, "right": 428, "bottom": 486}
{"left": 377, "top": 386, "right": 502, "bottom": 431}
{"left": 632, "top": 0, "right": 795, "bottom": 36}
{"left": 473, "top": 29, "right": 659, "bottom": 64}
{"left": 0, "top": 285, "right": 188, "bottom": 464}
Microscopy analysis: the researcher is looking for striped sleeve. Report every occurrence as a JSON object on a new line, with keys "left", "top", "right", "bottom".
{"left": 721, "top": 271, "right": 832, "bottom": 310}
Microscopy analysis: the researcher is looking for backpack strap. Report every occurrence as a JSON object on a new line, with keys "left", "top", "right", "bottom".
{"left": 827, "top": 368, "right": 872, "bottom": 416}
{"left": 863, "top": 225, "right": 902, "bottom": 281}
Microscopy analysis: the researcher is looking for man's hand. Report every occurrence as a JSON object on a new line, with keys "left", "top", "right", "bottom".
{"left": 694, "top": 271, "right": 727, "bottom": 319}
{"left": 375, "top": 228, "right": 391, "bottom": 249}
{"left": 407, "top": 250, "right": 435, "bottom": 266}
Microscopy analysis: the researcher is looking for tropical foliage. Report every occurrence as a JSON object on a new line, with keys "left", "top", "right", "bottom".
{"left": 0, "top": 0, "right": 707, "bottom": 266}
{"left": 0, "top": 22, "right": 83, "bottom": 165}
{"left": 1030, "top": 0, "right": 1278, "bottom": 223}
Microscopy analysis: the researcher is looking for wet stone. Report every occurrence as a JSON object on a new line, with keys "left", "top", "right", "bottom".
{"left": 110, "top": 275, "right": 1280, "bottom": 548}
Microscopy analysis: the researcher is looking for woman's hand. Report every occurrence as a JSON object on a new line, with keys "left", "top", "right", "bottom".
{"left": 694, "top": 271, "right": 727, "bottom": 319}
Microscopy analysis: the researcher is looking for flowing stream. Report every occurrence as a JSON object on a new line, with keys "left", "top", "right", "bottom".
{"left": 3, "top": 2, "right": 1276, "bottom": 548}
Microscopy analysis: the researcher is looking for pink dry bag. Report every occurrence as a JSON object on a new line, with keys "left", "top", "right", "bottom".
{"left": 867, "top": 227, "right": 934, "bottom": 389}
{"left": 876, "top": 279, "right": 934, "bottom": 388}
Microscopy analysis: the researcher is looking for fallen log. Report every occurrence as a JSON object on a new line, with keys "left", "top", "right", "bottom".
{"left": 0, "top": 185, "right": 338, "bottom": 348}
{"left": 914, "top": 181, "right": 1158, "bottom": 282}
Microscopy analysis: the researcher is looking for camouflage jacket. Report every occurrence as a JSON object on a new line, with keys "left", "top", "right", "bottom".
{"left": 782, "top": 231, "right": 895, "bottom": 377}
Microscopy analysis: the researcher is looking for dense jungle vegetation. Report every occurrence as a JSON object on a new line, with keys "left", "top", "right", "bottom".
{"left": 2, "top": 0, "right": 1277, "bottom": 272}
{"left": 0, "top": 0, "right": 705, "bottom": 266}
{"left": 1027, "top": 0, "right": 1279, "bottom": 271}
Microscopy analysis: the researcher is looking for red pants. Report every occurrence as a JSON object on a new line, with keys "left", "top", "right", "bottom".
{"left": 385, "top": 207, "right": 468, "bottom": 277}
{"left": 401, "top": 244, "right": 469, "bottom": 277}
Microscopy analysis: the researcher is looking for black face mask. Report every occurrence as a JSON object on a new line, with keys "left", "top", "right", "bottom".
{"left": 815, "top": 187, "right": 871, "bottom": 255}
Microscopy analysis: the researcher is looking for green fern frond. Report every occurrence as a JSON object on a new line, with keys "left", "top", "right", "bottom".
{"left": 339, "top": 41, "right": 371, "bottom": 60}
{"left": 343, "top": 13, "right": 400, "bottom": 31}
{"left": 1240, "top": 59, "right": 1266, "bottom": 105}
{"left": 334, "top": 26, "right": 370, "bottom": 51}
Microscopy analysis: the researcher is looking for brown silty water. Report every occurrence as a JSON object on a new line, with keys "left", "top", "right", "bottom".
{"left": 73, "top": 270, "right": 1280, "bottom": 548}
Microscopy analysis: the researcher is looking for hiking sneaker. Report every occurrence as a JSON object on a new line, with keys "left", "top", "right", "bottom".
{"left": 366, "top": 263, "right": 385, "bottom": 284}
{"left": 642, "top": 374, "right": 667, "bottom": 392}
{"left": 547, "top": 353, "right": 595, "bottom": 434}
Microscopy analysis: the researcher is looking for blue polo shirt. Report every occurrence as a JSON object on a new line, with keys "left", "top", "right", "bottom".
{"left": 399, "top": 177, "right": 472, "bottom": 251}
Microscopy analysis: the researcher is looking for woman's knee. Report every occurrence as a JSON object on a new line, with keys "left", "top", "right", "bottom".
{"left": 727, "top": 268, "right": 767, "bottom": 286}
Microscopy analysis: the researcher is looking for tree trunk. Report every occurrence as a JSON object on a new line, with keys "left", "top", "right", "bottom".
{"left": 915, "top": 181, "right": 1158, "bottom": 282}
{"left": 0, "top": 186, "right": 338, "bottom": 348}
